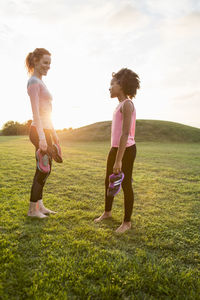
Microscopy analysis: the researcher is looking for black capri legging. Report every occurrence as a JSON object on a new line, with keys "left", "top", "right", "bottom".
{"left": 105, "top": 144, "right": 136, "bottom": 222}
{"left": 29, "top": 126, "right": 53, "bottom": 202}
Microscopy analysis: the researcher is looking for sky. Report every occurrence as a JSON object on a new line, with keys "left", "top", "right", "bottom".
{"left": 0, "top": 0, "right": 200, "bottom": 130}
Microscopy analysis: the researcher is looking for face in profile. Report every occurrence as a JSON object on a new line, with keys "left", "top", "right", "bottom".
{"left": 34, "top": 54, "right": 51, "bottom": 76}
{"left": 109, "top": 78, "right": 122, "bottom": 98}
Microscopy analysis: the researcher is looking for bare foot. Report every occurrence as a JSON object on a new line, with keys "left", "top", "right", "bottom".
{"left": 27, "top": 202, "right": 48, "bottom": 218}
{"left": 39, "top": 207, "right": 57, "bottom": 215}
{"left": 27, "top": 202, "right": 47, "bottom": 219}
{"left": 94, "top": 211, "right": 112, "bottom": 223}
{"left": 116, "top": 222, "right": 131, "bottom": 233}
{"left": 38, "top": 200, "right": 57, "bottom": 215}
{"left": 28, "top": 210, "right": 48, "bottom": 218}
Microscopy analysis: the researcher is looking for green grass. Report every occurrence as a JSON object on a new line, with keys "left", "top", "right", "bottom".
{"left": 0, "top": 136, "right": 200, "bottom": 299}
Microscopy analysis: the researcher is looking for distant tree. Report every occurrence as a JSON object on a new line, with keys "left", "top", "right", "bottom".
{"left": 23, "top": 120, "right": 32, "bottom": 134}
{"left": 2, "top": 121, "right": 17, "bottom": 135}
{"left": 1, "top": 120, "right": 32, "bottom": 136}
{"left": 62, "top": 127, "right": 73, "bottom": 132}
{"left": 26, "top": 120, "right": 32, "bottom": 129}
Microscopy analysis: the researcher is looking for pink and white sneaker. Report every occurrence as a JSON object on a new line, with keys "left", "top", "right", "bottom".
{"left": 36, "top": 149, "right": 50, "bottom": 173}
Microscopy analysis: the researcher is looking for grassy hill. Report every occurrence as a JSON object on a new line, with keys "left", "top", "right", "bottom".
{"left": 59, "top": 120, "right": 200, "bottom": 143}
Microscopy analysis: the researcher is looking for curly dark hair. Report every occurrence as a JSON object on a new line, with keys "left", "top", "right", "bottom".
{"left": 112, "top": 68, "right": 140, "bottom": 99}
{"left": 25, "top": 48, "right": 51, "bottom": 74}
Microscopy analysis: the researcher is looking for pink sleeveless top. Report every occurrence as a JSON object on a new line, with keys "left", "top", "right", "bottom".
{"left": 111, "top": 99, "right": 136, "bottom": 148}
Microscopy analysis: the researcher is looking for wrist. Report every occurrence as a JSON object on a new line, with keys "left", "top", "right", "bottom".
{"left": 39, "top": 138, "right": 46, "bottom": 142}
{"left": 115, "top": 158, "right": 122, "bottom": 164}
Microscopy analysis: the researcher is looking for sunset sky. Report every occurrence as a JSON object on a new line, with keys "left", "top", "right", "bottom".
{"left": 0, "top": 0, "right": 200, "bottom": 129}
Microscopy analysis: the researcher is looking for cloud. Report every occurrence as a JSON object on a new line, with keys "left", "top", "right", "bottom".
{"left": 138, "top": 11, "right": 200, "bottom": 92}
{"left": 0, "top": 1, "right": 20, "bottom": 17}
{"left": 0, "top": 23, "right": 13, "bottom": 40}
{"left": 0, "top": 0, "right": 67, "bottom": 17}
{"left": 173, "top": 90, "right": 200, "bottom": 104}
{"left": 108, "top": 4, "right": 149, "bottom": 33}
{"left": 143, "top": 0, "right": 199, "bottom": 18}
{"left": 170, "top": 90, "right": 200, "bottom": 127}
{"left": 163, "top": 12, "right": 200, "bottom": 39}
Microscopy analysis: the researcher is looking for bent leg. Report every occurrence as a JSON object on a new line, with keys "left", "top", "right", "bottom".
{"left": 30, "top": 161, "right": 51, "bottom": 202}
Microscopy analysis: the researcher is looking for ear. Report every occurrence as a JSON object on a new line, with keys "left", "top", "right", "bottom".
{"left": 118, "top": 81, "right": 122, "bottom": 89}
{"left": 33, "top": 57, "right": 40, "bottom": 66}
{"left": 33, "top": 57, "right": 37, "bottom": 66}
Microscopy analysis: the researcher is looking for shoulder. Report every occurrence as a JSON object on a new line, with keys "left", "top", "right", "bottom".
{"left": 122, "top": 99, "right": 134, "bottom": 113}
{"left": 27, "top": 76, "right": 41, "bottom": 88}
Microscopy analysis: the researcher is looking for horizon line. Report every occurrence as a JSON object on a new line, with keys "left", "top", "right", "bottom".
{"left": 1, "top": 119, "right": 200, "bottom": 131}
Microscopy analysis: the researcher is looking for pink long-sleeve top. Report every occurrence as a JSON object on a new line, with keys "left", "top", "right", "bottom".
{"left": 27, "top": 76, "right": 55, "bottom": 140}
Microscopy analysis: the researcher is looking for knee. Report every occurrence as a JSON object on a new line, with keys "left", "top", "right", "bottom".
{"left": 36, "top": 170, "right": 51, "bottom": 185}
{"left": 122, "top": 179, "right": 132, "bottom": 190}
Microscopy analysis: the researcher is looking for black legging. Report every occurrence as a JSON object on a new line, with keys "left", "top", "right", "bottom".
{"left": 29, "top": 126, "right": 53, "bottom": 202}
{"left": 105, "top": 144, "right": 136, "bottom": 222}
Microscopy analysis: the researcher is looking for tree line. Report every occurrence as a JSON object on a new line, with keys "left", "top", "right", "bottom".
{"left": 0, "top": 120, "right": 72, "bottom": 136}
{"left": 0, "top": 120, "right": 32, "bottom": 136}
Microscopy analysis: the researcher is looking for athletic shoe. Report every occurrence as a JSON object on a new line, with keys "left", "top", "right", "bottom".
{"left": 36, "top": 149, "right": 50, "bottom": 173}
{"left": 107, "top": 172, "right": 124, "bottom": 197}
{"left": 48, "top": 143, "right": 63, "bottom": 163}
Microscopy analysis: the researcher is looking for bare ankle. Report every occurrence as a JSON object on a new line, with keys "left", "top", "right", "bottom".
{"left": 116, "top": 221, "right": 131, "bottom": 233}
{"left": 94, "top": 211, "right": 111, "bottom": 223}
{"left": 104, "top": 211, "right": 111, "bottom": 216}
{"left": 124, "top": 221, "right": 131, "bottom": 226}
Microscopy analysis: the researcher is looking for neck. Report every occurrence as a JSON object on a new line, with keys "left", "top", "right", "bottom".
{"left": 32, "top": 70, "right": 42, "bottom": 80}
{"left": 118, "top": 94, "right": 127, "bottom": 102}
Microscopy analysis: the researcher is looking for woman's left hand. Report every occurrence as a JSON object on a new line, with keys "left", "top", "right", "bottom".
{"left": 113, "top": 160, "right": 122, "bottom": 174}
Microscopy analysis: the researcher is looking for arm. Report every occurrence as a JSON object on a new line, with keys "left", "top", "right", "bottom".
{"left": 113, "top": 100, "right": 134, "bottom": 174}
{"left": 28, "top": 83, "right": 47, "bottom": 151}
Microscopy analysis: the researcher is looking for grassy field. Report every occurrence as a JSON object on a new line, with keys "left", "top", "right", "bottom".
{"left": 0, "top": 136, "right": 200, "bottom": 299}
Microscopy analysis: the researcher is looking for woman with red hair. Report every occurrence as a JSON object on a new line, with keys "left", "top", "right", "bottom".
{"left": 25, "top": 48, "right": 61, "bottom": 218}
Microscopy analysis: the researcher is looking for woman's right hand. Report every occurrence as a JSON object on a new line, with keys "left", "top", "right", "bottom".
{"left": 39, "top": 139, "right": 48, "bottom": 152}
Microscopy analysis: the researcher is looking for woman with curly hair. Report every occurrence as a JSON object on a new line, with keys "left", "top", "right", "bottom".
{"left": 94, "top": 68, "right": 140, "bottom": 233}
{"left": 25, "top": 48, "right": 61, "bottom": 218}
